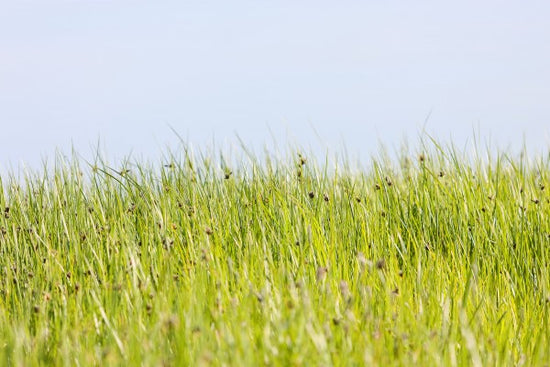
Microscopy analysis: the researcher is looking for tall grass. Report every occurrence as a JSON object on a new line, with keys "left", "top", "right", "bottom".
{"left": 0, "top": 143, "right": 548, "bottom": 366}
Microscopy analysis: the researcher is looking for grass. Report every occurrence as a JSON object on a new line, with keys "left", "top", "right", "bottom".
{"left": 0, "top": 142, "right": 549, "bottom": 366}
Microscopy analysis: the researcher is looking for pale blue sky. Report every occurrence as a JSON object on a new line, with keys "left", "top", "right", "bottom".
{"left": 1, "top": 0, "right": 549, "bottom": 171}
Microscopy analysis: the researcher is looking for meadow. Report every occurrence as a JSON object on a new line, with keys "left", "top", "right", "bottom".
{"left": 0, "top": 142, "right": 549, "bottom": 366}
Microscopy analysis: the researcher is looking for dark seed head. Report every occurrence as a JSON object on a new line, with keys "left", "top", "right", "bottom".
{"left": 375, "top": 259, "right": 386, "bottom": 270}
{"left": 308, "top": 191, "right": 315, "bottom": 199}
{"left": 164, "top": 315, "right": 179, "bottom": 330}
{"left": 256, "top": 293, "right": 264, "bottom": 303}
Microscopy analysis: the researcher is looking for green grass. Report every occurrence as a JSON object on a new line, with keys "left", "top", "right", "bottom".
{"left": 0, "top": 143, "right": 549, "bottom": 366}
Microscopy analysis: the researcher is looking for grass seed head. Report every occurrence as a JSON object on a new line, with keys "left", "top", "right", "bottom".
{"left": 201, "top": 248, "right": 210, "bottom": 262}
{"left": 357, "top": 252, "right": 368, "bottom": 269}
{"left": 255, "top": 292, "right": 264, "bottom": 303}
{"left": 339, "top": 280, "right": 350, "bottom": 300}
{"left": 316, "top": 266, "right": 328, "bottom": 283}
{"left": 163, "top": 315, "right": 179, "bottom": 331}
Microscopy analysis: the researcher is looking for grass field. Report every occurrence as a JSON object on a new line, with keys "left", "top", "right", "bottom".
{"left": 0, "top": 143, "right": 549, "bottom": 366}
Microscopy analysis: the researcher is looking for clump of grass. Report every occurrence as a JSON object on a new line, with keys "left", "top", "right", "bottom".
{"left": 0, "top": 142, "right": 549, "bottom": 366}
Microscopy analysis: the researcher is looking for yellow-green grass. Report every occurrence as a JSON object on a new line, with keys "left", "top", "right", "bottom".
{"left": 0, "top": 143, "right": 549, "bottom": 366}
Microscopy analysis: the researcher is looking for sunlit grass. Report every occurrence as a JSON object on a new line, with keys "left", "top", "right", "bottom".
{"left": 0, "top": 142, "right": 549, "bottom": 366}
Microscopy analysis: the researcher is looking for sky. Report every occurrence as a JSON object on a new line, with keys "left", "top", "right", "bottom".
{"left": 1, "top": 0, "right": 549, "bottom": 172}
